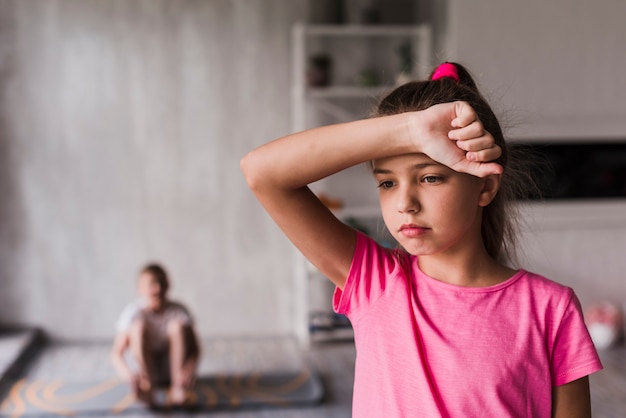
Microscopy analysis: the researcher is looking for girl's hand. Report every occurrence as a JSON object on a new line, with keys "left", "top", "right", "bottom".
{"left": 414, "top": 101, "right": 503, "bottom": 177}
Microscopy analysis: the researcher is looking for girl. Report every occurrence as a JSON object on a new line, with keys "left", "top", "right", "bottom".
{"left": 241, "top": 62, "right": 602, "bottom": 417}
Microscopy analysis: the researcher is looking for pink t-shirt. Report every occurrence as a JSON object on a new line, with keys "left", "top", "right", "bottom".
{"left": 334, "top": 232, "right": 602, "bottom": 418}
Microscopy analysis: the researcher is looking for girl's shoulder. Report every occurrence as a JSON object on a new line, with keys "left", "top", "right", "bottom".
{"left": 354, "top": 231, "right": 414, "bottom": 277}
{"left": 356, "top": 231, "right": 410, "bottom": 259}
{"left": 517, "top": 269, "right": 573, "bottom": 291}
{"left": 512, "top": 269, "right": 576, "bottom": 306}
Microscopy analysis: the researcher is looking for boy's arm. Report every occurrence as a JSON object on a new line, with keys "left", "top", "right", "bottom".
{"left": 110, "top": 332, "right": 134, "bottom": 382}
{"left": 241, "top": 102, "right": 501, "bottom": 289}
{"left": 552, "top": 376, "right": 591, "bottom": 418}
{"left": 182, "top": 322, "right": 201, "bottom": 361}
{"left": 179, "top": 325, "right": 201, "bottom": 388}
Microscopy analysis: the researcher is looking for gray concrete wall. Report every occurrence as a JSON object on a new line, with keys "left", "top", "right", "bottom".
{"left": 0, "top": 0, "right": 307, "bottom": 340}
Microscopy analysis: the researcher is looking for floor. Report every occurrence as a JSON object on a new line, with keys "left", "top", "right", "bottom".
{"left": 2, "top": 332, "right": 626, "bottom": 417}
{"left": 1, "top": 334, "right": 355, "bottom": 418}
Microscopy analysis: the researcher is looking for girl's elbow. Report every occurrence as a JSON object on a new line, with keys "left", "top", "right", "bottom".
{"left": 240, "top": 151, "right": 272, "bottom": 192}
{"left": 242, "top": 147, "right": 300, "bottom": 194}
{"left": 240, "top": 152, "right": 258, "bottom": 189}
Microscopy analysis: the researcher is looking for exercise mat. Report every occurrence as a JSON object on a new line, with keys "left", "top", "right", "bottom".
{"left": 0, "top": 368, "right": 324, "bottom": 416}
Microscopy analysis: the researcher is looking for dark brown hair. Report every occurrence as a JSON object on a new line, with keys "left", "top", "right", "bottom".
{"left": 141, "top": 263, "right": 170, "bottom": 293}
{"left": 374, "top": 62, "right": 534, "bottom": 264}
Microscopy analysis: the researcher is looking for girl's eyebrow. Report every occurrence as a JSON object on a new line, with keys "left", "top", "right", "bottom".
{"left": 372, "top": 162, "right": 441, "bottom": 175}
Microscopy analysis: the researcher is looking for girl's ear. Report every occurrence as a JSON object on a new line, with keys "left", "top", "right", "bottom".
{"left": 478, "top": 174, "right": 501, "bottom": 207}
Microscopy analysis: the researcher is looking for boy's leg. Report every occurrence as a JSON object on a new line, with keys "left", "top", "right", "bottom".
{"left": 128, "top": 319, "right": 157, "bottom": 404}
{"left": 166, "top": 319, "right": 199, "bottom": 404}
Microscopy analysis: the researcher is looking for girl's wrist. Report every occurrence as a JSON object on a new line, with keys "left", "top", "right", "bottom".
{"left": 402, "top": 111, "right": 426, "bottom": 154}
{"left": 372, "top": 112, "right": 421, "bottom": 158}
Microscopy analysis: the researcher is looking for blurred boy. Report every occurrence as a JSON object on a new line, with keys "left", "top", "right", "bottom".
{"left": 111, "top": 263, "right": 200, "bottom": 405}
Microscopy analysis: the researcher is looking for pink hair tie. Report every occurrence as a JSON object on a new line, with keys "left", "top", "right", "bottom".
{"left": 431, "top": 62, "right": 459, "bottom": 82}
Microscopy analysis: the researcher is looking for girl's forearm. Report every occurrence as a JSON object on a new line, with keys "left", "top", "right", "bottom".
{"left": 241, "top": 113, "right": 417, "bottom": 191}
{"left": 242, "top": 101, "right": 502, "bottom": 193}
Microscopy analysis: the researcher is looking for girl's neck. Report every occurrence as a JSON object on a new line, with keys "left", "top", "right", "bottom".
{"left": 417, "top": 247, "right": 516, "bottom": 288}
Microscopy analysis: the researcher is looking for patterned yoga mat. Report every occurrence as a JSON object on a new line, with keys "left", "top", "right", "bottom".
{"left": 0, "top": 368, "right": 324, "bottom": 416}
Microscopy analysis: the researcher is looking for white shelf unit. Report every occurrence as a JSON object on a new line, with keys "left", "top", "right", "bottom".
{"left": 292, "top": 23, "right": 432, "bottom": 132}
{"left": 290, "top": 23, "right": 432, "bottom": 344}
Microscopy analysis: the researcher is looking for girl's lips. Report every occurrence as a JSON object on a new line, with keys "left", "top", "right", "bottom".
{"left": 399, "top": 224, "right": 429, "bottom": 237}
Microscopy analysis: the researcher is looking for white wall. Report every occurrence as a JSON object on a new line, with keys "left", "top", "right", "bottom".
{"left": 0, "top": 0, "right": 307, "bottom": 340}
{"left": 517, "top": 201, "right": 626, "bottom": 308}
{"left": 442, "top": 0, "right": 626, "bottom": 140}
{"left": 440, "top": 0, "right": 626, "bottom": 306}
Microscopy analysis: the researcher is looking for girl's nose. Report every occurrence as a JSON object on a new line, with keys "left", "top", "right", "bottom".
{"left": 397, "top": 187, "right": 420, "bottom": 214}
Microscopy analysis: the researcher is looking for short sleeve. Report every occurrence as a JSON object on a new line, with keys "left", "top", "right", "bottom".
{"left": 169, "top": 302, "right": 193, "bottom": 326}
{"left": 333, "top": 232, "right": 408, "bottom": 322}
{"left": 551, "top": 291, "right": 603, "bottom": 386}
{"left": 115, "top": 301, "right": 142, "bottom": 333}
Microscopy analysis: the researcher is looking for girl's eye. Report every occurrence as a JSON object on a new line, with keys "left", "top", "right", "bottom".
{"left": 377, "top": 180, "right": 395, "bottom": 189}
{"left": 422, "top": 175, "right": 443, "bottom": 184}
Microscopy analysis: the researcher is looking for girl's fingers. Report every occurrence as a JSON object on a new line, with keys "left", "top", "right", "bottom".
{"left": 450, "top": 116, "right": 500, "bottom": 163}
{"left": 451, "top": 101, "right": 478, "bottom": 128}
{"left": 470, "top": 161, "right": 504, "bottom": 177}
{"left": 425, "top": 101, "right": 502, "bottom": 177}
{"left": 448, "top": 120, "right": 485, "bottom": 141}
{"left": 466, "top": 145, "right": 502, "bottom": 163}
{"left": 455, "top": 134, "right": 496, "bottom": 153}
{"left": 450, "top": 158, "right": 503, "bottom": 178}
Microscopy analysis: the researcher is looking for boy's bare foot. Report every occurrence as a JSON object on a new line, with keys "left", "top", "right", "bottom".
{"left": 169, "top": 386, "right": 188, "bottom": 406}
{"left": 135, "top": 387, "right": 156, "bottom": 407}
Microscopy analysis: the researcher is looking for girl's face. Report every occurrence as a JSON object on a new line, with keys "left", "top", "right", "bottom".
{"left": 373, "top": 153, "right": 497, "bottom": 257}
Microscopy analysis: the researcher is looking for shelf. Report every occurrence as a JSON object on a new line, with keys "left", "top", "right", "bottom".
{"left": 291, "top": 21, "right": 432, "bottom": 131}
{"left": 309, "top": 311, "right": 354, "bottom": 343}
{"left": 291, "top": 21, "right": 432, "bottom": 345}
{"left": 310, "top": 327, "right": 354, "bottom": 343}
{"left": 301, "top": 24, "right": 429, "bottom": 37}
